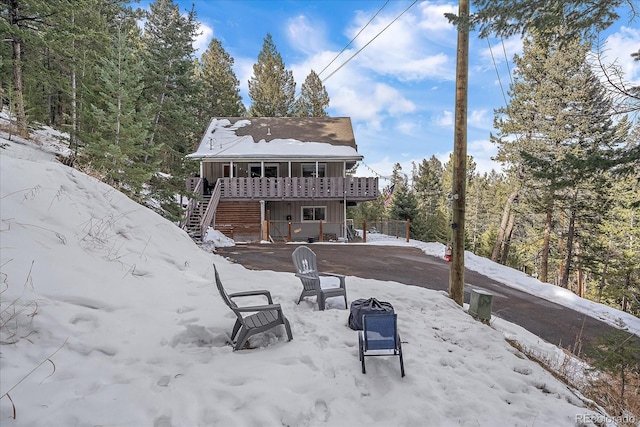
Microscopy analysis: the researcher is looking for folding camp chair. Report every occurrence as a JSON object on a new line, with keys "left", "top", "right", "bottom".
{"left": 358, "top": 313, "right": 405, "bottom": 377}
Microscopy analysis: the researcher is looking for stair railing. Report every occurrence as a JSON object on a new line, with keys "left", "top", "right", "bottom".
{"left": 199, "top": 179, "right": 222, "bottom": 237}
{"left": 180, "top": 178, "right": 203, "bottom": 229}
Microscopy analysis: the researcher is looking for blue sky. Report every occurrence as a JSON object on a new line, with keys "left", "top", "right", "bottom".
{"left": 161, "top": 0, "right": 639, "bottom": 182}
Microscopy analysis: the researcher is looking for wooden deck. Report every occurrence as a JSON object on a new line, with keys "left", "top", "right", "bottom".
{"left": 214, "top": 177, "right": 378, "bottom": 201}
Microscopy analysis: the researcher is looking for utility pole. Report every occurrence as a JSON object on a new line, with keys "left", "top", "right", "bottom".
{"left": 449, "top": 0, "right": 469, "bottom": 306}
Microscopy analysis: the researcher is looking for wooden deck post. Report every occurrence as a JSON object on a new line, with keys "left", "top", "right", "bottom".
{"left": 362, "top": 220, "right": 367, "bottom": 243}
{"left": 288, "top": 222, "right": 292, "bottom": 242}
{"left": 265, "top": 209, "right": 270, "bottom": 241}
{"left": 406, "top": 219, "right": 410, "bottom": 242}
{"left": 319, "top": 221, "right": 324, "bottom": 242}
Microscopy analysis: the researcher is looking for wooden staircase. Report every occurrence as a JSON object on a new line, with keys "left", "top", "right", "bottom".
{"left": 184, "top": 199, "right": 261, "bottom": 242}
{"left": 184, "top": 195, "right": 211, "bottom": 238}
{"left": 214, "top": 201, "right": 262, "bottom": 242}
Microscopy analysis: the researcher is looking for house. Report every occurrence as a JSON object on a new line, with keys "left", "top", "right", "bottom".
{"left": 183, "top": 117, "right": 379, "bottom": 242}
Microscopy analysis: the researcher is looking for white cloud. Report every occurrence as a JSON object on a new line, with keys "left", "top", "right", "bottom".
{"left": 468, "top": 138, "right": 500, "bottom": 174}
{"left": 435, "top": 110, "right": 453, "bottom": 126}
{"left": 290, "top": 50, "right": 415, "bottom": 124}
{"left": 286, "top": 15, "right": 326, "bottom": 55}
{"left": 416, "top": 3, "right": 458, "bottom": 32}
{"left": 341, "top": 3, "right": 457, "bottom": 82}
{"left": 469, "top": 109, "right": 491, "bottom": 129}
{"left": 478, "top": 37, "right": 522, "bottom": 68}
{"left": 395, "top": 120, "right": 418, "bottom": 135}
{"left": 233, "top": 56, "right": 256, "bottom": 106}
{"left": 193, "top": 22, "right": 213, "bottom": 56}
{"left": 373, "top": 84, "right": 416, "bottom": 115}
{"left": 601, "top": 26, "right": 640, "bottom": 84}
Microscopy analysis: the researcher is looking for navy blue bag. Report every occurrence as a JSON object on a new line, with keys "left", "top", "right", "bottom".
{"left": 348, "top": 298, "right": 394, "bottom": 330}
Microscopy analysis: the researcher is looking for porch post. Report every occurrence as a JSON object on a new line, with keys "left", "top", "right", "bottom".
{"left": 343, "top": 190, "right": 347, "bottom": 241}
{"left": 229, "top": 161, "right": 234, "bottom": 178}
{"left": 260, "top": 200, "right": 265, "bottom": 241}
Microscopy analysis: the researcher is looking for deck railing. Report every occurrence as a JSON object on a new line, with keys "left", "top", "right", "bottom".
{"left": 217, "top": 177, "right": 378, "bottom": 200}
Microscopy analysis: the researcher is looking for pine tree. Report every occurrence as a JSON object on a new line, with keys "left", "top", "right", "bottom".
{"left": 79, "top": 12, "right": 157, "bottom": 202}
{"left": 412, "top": 156, "right": 448, "bottom": 242}
{"left": 466, "top": 0, "right": 628, "bottom": 40}
{"left": 1, "top": 0, "right": 62, "bottom": 136}
{"left": 294, "top": 70, "right": 329, "bottom": 117}
{"left": 583, "top": 125, "right": 640, "bottom": 314}
{"left": 196, "top": 38, "right": 245, "bottom": 120}
{"left": 42, "top": 0, "right": 117, "bottom": 159}
{"left": 494, "top": 32, "right": 630, "bottom": 287}
{"left": 140, "top": 0, "right": 200, "bottom": 219}
{"left": 248, "top": 33, "right": 296, "bottom": 117}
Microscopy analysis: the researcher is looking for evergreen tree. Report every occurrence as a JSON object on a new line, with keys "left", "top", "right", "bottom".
{"left": 412, "top": 156, "right": 448, "bottom": 242}
{"left": 195, "top": 37, "right": 245, "bottom": 121}
{"left": 493, "top": 32, "right": 630, "bottom": 287}
{"left": 584, "top": 126, "right": 640, "bottom": 314}
{"left": 248, "top": 33, "right": 296, "bottom": 117}
{"left": 140, "top": 0, "right": 200, "bottom": 219}
{"left": 385, "top": 163, "right": 425, "bottom": 239}
{"left": 464, "top": 0, "right": 630, "bottom": 40}
{"left": 43, "top": 0, "right": 118, "bottom": 159}
{"left": 79, "top": 12, "right": 157, "bottom": 202}
{"left": 1, "top": 0, "right": 62, "bottom": 135}
{"left": 294, "top": 70, "right": 329, "bottom": 117}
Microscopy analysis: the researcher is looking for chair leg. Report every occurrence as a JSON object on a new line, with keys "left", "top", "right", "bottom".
{"left": 231, "top": 320, "right": 242, "bottom": 340}
{"left": 283, "top": 317, "right": 293, "bottom": 341}
{"left": 343, "top": 295, "right": 348, "bottom": 310}
{"left": 399, "top": 340, "right": 405, "bottom": 377}
{"left": 234, "top": 328, "right": 250, "bottom": 351}
{"left": 359, "top": 332, "right": 366, "bottom": 373}
{"left": 318, "top": 294, "right": 326, "bottom": 311}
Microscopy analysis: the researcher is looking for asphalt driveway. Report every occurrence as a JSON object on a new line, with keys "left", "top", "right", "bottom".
{"left": 216, "top": 243, "right": 626, "bottom": 354}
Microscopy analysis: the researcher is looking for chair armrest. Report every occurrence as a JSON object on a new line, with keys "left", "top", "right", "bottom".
{"left": 233, "top": 303, "right": 282, "bottom": 313}
{"left": 319, "top": 272, "right": 345, "bottom": 279}
{"left": 319, "top": 273, "right": 346, "bottom": 288}
{"left": 295, "top": 273, "right": 320, "bottom": 281}
{"left": 229, "top": 290, "right": 273, "bottom": 304}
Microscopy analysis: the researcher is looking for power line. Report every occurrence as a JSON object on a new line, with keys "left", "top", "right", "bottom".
{"left": 316, "top": 0, "right": 390, "bottom": 79}
{"left": 501, "top": 37, "right": 515, "bottom": 87}
{"left": 487, "top": 38, "right": 509, "bottom": 107}
{"left": 321, "top": 0, "right": 419, "bottom": 84}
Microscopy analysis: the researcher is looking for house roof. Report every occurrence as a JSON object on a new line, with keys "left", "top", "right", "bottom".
{"left": 187, "top": 117, "right": 363, "bottom": 162}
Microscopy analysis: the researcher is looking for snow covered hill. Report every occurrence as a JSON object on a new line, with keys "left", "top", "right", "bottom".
{"left": 0, "top": 128, "right": 610, "bottom": 426}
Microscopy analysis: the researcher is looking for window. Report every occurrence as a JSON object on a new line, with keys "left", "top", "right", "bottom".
{"left": 302, "top": 206, "right": 326, "bottom": 221}
{"left": 249, "top": 163, "right": 279, "bottom": 178}
{"left": 301, "top": 163, "right": 326, "bottom": 177}
{"left": 223, "top": 164, "right": 237, "bottom": 178}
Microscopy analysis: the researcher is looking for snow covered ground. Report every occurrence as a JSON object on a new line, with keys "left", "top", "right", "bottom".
{"left": 1, "top": 127, "right": 636, "bottom": 426}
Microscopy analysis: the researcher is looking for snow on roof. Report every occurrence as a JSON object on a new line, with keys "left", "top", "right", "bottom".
{"left": 187, "top": 117, "right": 364, "bottom": 161}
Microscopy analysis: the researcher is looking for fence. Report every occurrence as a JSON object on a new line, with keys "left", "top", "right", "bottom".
{"left": 267, "top": 219, "right": 410, "bottom": 243}
{"left": 360, "top": 219, "right": 410, "bottom": 243}
{"left": 267, "top": 220, "right": 345, "bottom": 243}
